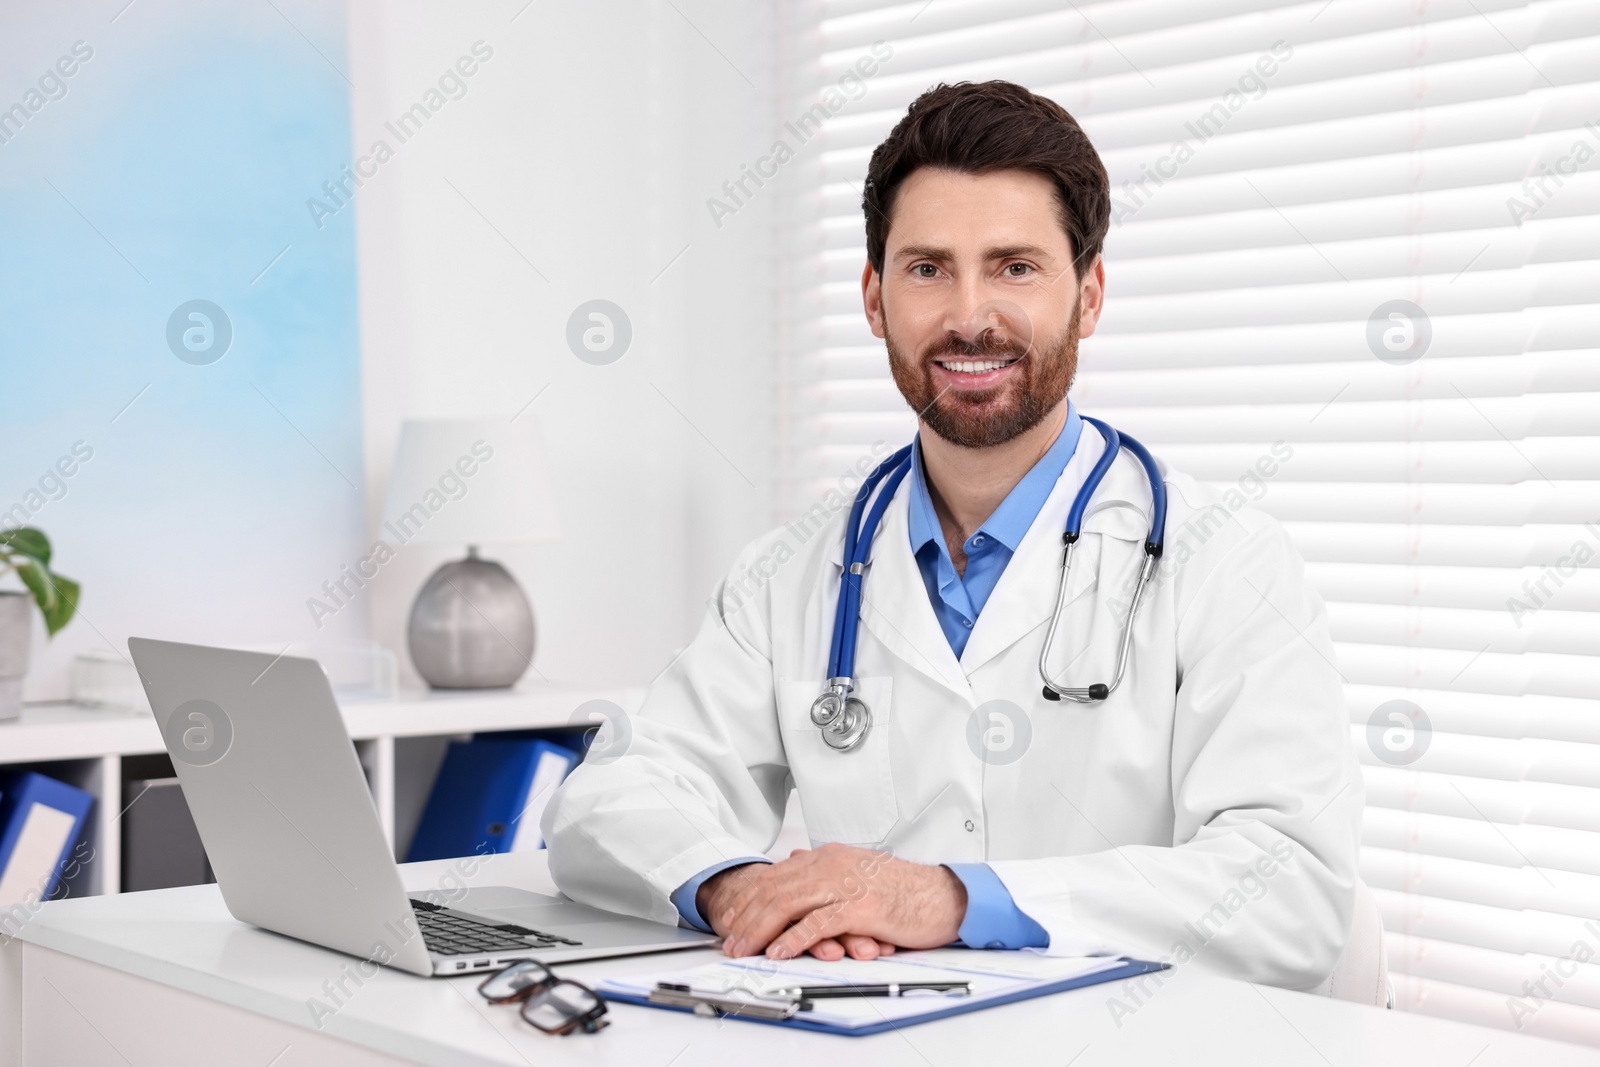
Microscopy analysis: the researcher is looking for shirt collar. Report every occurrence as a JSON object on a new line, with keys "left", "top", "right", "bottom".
{"left": 907, "top": 401, "right": 1084, "bottom": 558}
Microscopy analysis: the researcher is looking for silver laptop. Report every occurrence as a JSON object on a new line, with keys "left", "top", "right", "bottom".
{"left": 127, "top": 637, "right": 717, "bottom": 977}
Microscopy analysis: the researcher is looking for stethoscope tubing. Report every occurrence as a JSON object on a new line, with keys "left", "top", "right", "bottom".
{"left": 837, "top": 455, "right": 913, "bottom": 683}
{"left": 1065, "top": 418, "right": 1123, "bottom": 538}
{"left": 829, "top": 443, "right": 913, "bottom": 683}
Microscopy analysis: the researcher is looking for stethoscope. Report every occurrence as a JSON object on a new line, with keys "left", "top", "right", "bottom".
{"left": 809, "top": 416, "right": 1168, "bottom": 752}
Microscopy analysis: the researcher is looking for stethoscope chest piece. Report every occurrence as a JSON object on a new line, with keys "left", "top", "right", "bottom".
{"left": 810, "top": 688, "right": 870, "bottom": 751}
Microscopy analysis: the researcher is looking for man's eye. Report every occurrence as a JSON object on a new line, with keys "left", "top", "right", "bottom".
{"left": 1006, "top": 263, "right": 1033, "bottom": 276}
{"left": 914, "top": 263, "right": 939, "bottom": 278}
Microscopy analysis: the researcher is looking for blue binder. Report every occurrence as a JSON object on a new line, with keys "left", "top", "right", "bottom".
{"left": 406, "top": 737, "right": 578, "bottom": 862}
{"left": 0, "top": 771, "right": 95, "bottom": 904}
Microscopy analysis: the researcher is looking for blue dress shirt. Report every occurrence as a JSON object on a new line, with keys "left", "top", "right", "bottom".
{"left": 670, "top": 405, "right": 1083, "bottom": 948}
{"left": 906, "top": 403, "right": 1082, "bottom": 659}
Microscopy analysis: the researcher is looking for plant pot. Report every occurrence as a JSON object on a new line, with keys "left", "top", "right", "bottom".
{"left": 0, "top": 591, "right": 31, "bottom": 721}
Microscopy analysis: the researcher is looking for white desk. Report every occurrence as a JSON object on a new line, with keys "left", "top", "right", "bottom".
{"left": 5, "top": 852, "right": 1596, "bottom": 1067}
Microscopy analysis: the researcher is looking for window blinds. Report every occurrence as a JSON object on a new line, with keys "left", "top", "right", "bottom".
{"left": 779, "top": 0, "right": 1600, "bottom": 1045}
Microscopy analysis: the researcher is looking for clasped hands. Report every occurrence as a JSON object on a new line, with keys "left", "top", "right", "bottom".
{"left": 695, "top": 842, "right": 967, "bottom": 961}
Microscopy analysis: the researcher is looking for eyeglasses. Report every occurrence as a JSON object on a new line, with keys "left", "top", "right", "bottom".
{"left": 477, "top": 960, "right": 609, "bottom": 1036}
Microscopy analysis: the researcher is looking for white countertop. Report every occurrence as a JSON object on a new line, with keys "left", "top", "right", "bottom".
{"left": 14, "top": 852, "right": 1599, "bottom": 1067}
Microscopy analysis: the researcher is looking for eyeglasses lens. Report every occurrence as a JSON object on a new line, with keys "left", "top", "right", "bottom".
{"left": 521, "top": 981, "right": 606, "bottom": 1033}
{"left": 479, "top": 961, "right": 553, "bottom": 1002}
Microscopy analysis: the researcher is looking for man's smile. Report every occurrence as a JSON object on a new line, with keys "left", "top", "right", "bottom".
{"left": 929, "top": 355, "right": 1022, "bottom": 390}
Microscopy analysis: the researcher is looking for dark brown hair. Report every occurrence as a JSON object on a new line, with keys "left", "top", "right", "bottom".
{"left": 863, "top": 80, "right": 1109, "bottom": 280}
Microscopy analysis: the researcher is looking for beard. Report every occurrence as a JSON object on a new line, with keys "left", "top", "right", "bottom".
{"left": 886, "top": 302, "right": 1081, "bottom": 449}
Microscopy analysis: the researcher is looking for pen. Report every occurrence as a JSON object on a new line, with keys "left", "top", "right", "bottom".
{"left": 771, "top": 981, "right": 971, "bottom": 998}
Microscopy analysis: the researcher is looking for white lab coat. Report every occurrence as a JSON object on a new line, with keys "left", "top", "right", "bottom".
{"left": 543, "top": 428, "right": 1364, "bottom": 992}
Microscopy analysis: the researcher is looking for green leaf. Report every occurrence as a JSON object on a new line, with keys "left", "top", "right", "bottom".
{"left": 13, "top": 557, "right": 58, "bottom": 615}
{"left": 39, "top": 574, "right": 79, "bottom": 636}
{"left": 2, "top": 530, "right": 77, "bottom": 636}
{"left": 0, "top": 527, "right": 51, "bottom": 566}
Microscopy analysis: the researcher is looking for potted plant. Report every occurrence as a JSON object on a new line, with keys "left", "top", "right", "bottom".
{"left": 0, "top": 527, "right": 79, "bottom": 721}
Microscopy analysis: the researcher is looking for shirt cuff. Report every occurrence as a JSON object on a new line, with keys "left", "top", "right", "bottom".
{"left": 947, "top": 862, "right": 1050, "bottom": 950}
{"left": 670, "top": 857, "right": 771, "bottom": 932}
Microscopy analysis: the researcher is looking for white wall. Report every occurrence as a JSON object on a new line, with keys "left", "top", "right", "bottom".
{"left": 347, "top": 0, "right": 785, "bottom": 688}
{"left": 2, "top": 0, "right": 371, "bottom": 702}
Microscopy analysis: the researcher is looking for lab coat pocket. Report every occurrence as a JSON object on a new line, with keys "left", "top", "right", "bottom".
{"left": 776, "top": 676, "right": 898, "bottom": 847}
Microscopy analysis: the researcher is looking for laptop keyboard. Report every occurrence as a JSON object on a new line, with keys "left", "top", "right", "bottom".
{"left": 411, "top": 899, "right": 583, "bottom": 956}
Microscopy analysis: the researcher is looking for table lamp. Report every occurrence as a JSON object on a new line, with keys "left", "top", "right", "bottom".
{"left": 380, "top": 417, "right": 558, "bottom": 688}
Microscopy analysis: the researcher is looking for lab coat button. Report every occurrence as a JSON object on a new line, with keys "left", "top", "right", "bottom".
{"left": 964, "top": 819, "right": 975, "bottom": 832}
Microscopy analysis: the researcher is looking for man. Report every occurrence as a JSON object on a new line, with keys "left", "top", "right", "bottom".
{"left": 544, "top": 80, "right": 1362, "bottom": 991}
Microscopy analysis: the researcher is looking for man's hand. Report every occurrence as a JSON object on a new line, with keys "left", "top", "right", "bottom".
{"left": 695, "top": 844, "right": 967, "bottom": 961}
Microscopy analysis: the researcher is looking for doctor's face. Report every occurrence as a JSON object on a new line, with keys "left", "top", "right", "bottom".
{"left": 863, "top": 167, "right": 1104, "bottom": 449}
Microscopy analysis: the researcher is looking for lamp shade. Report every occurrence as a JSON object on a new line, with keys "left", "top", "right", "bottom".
{"left": 380, "top": 417, "right": 558, "bottom": 546}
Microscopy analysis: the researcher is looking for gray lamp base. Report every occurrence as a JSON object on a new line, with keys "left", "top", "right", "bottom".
{"left": 406, "top": 547, "right": 536, "bottom": 689}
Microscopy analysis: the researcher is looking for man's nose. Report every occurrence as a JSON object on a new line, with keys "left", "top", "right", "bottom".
{"left": 943, "top": 293, "right": 1034, "bottom": 353}
{"left": 942, "top": 277, "right": 990, "bottom": 342}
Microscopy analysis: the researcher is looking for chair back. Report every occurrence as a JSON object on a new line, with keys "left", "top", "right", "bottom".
{"left": 1328, "top": 879, "right": 1391, "bottom": 1007}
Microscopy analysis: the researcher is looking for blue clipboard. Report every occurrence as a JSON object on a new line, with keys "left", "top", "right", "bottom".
{"left": 602, "top": 957, "right": 1168, "bottom": 1036}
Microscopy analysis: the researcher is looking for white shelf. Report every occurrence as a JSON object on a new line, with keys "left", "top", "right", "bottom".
{"left": 0, "top": 684, "right": 643, "bottom": 765}
{"left": 0, "top": 705, "right": 161, "bottom": 765}
{"left": 0, "top": 683, "right": 645, "bottom": 898}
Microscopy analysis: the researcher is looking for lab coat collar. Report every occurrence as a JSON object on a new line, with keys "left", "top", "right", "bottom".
{"left": 854, "top": 489, "right": 971, "bottom": 698}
